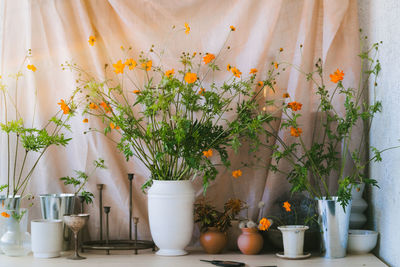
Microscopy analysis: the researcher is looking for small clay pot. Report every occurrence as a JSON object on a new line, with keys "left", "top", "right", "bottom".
{"left": 200, "top": 227, "right": 227, "bottom": 254}
{"left": 237, "top": 228, "right": 263, "bottom": 255}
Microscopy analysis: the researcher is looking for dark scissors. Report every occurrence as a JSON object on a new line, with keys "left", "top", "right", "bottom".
{"left": 200, "top": 260, "right": 245, "bottom": 267}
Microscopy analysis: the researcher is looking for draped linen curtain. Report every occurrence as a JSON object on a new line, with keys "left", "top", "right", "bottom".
{"left": 0, "top": 0, "right": 360, "bottom": 243}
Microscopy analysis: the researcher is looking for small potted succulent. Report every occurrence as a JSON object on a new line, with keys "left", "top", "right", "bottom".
{"left": 194, "top": 198, "right": 245, "bottom": 254}
{"left": 237, "top": 201, "right": 272, "bottom": 255}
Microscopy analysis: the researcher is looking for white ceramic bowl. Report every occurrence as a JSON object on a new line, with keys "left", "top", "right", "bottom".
{"left": 347, "top": 230, "right": 378, "bottom": 254}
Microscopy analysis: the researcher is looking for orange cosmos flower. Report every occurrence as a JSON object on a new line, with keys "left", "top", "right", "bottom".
{"left": 290, "top": 127, "right": 302, "bottom": 137}
{"left": 125, "top": 58, "right": 137, "bottom": 70}
{"left": 57, "top": 99, "right": 70, "bottom": 114}
{"left": 184, "top": 72, "right": 197, "bottom": 84}
{"left": 141, "top": 60, "right": 152, "bottom": 71}
{"left": 100, "top": 102, "right": 112, "bottom": 113}
{"left": 165, "top": 69, "right": 175, "bottom": 78}
{"left": 113, "top": 60, "right": 125, "bottom": 74}
{"left": 230, "top": 25, "right": 236, "bottom": 31}
{"left": 249, "top": 68, "right": 258, "bottom": 74}
{"left": 274, "top": 62, "right": 278, "bottom": 69}
{"left": 231, "top": 67, "right": 241, "bottom": 78}
{"left": 258, "top": 218, "right": 271, "bottom": 231}
{"left": 202, "top": 149, "right": 213, "bottom": 158}
{"left": 1, "top": 212, "right": 10, "bottom": 218}
{"left": 198, "top": 88, "right": 206, "bottom": 95}
{"left": 330, "top": 68, "right": 344, "bottom": 83}
{"left": 184, "top": 23, "right": 190, "bottom": 34}
{"left": 287, "top": 101, "right": 302, "bottom": 111}
{"left": 83, "top": 118, "right": 89, "bottom": 123}
{"left": 133, "top": 90, "right": 141, "bottom": 94}
{"left": 258, "top": 81, "right": 264, "bottom": 87}
{"left": 232, "top": 169, "right": 242, "bottom": 178}
{"left": 27, "top": 64, "right": 37, "bottom": 72}
{"left": 283, "top": 201, "right": 291, "bottom": 212}
{"left": 283, "top": 93, "right": 290, "bottom": 98}
{"left": 89, "top": 102, "right": 98, "bottom": 109}
{"left": 88, "top": 35, "right": 96, "bottom": 46}
{"left": 203, "top": 53, "right": 215, "bottom": 64}
{"left": 110, "top": 122, "right": 115, "bottom": 129}
{"left": 227, "top": 64, "right": 232, "bottom": 71}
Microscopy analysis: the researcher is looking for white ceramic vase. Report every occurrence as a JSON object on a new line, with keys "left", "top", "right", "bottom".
{"left": 148, "top": 180, "right": 195, "bottom": 256}
{"left": 278, "top": 225, "right": 308, "bottom": 257}
{"left": 349, "top": 183, "right": 367, "bottom": 229}
{"left": 31, "top": 219, "right": 63, "bottom": 258}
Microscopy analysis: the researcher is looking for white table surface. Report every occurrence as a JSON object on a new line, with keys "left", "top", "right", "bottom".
{"left": 0, "top": 249, "right": 388, "bottom": 267}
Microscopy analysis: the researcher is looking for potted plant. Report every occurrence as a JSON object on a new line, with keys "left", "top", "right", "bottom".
{"left": 0, "top": 51, "right": 77, "bottom": 256}
{"left": 64, "top": 24, "right": 277, "bottom": 256}
{"left": 195, "top": 198, "right": 245, "bottom": 254}
{"left": 257, "top": 38, "right": 396, "bottom": 258}
{"left": 265, "top": 194, "right": 319, "bottom": 252}
{"left": 40, "top": 158, "right": 105, "bottom": 218}
{"left": 274, "top": 199, "right": 313, "bottom": 259}
{"left": 237, "top": 201, "right": 272, "bottom": 255}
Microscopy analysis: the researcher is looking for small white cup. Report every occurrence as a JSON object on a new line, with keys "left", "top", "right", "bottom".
{"left": 31, "top": 219, "right": 63, "bottom": 258}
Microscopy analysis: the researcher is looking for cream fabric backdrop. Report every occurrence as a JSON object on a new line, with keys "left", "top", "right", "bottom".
{"left": 0, "top": 0, "right": 360, "bottom": 244}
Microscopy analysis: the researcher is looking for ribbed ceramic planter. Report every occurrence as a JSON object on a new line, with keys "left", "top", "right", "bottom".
{"left": 148, "top": 180, "right": 195, "bottom": 256}
{"left": 278, "top": 225, "right": 308, "bottom": 257}
{"left": 349, "top": 183, "right": 367, "bottom": 229}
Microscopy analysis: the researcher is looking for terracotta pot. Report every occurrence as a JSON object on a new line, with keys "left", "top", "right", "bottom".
{"left": 237, "top": 228, "right": 263, "bottom": 255}
{"left": 200, "top": 227, "right": 227, "bottom": 254}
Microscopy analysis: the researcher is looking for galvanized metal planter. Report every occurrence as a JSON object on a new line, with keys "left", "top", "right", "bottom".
{"left": 317, "top": 197, "right": 352, "bottom": 259}
{"left": 39, "top": 194, "right": 75, "bottom": 250}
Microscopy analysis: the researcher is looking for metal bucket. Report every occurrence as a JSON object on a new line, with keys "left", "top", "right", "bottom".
{"left": 317, "top": 197, "right": 352, "bottom": 258}
{"left": 0, "top": 195, "right": 21, "bottom": 210}
{"left": 39, "top": 194, "right": 75, "bottom": 250}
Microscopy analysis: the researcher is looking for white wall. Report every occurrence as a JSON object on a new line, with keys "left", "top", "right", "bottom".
{"left": 358, "top": 1, "right": 400, "bottom": 266}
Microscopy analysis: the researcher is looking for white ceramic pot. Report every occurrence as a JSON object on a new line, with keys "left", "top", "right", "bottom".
{"left": 278, "top": 225, "right": 309, "bottom": 257}
{"left": 350, "top": 183, "right": 368, "bottom": 229}
{"left": 31, "top": 219, "right": 63, "bottom": 258}
{"left": 148, "top": 180, "right": 195, "bottom": 256}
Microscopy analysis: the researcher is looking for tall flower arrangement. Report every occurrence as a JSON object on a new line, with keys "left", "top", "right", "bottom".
{"left": 64, "top": 25, "right": 277, "bottom": 191}
{"left": 257, "top": 38, "right": 395, "bottom": 207}
{"left": 0, "top": 51, "right": 76, "bottom": 209}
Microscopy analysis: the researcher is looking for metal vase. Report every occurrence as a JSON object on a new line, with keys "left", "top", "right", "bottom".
{"left": 0, "top": 195, "right": 21, "bottom": 210}
{"left": 39, "top": 194, "right": 75, "bottom": 250}
{"left": 317, "top": 197, "right": 352, "bottom": 259}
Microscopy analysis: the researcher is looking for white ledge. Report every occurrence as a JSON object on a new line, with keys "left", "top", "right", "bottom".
{"left": 0, "top": 250, "right": 387, "bottom": 267}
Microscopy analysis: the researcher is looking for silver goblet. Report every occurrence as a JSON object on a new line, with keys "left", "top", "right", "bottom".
{"left": 63, "top": 214, "right": 90, "bottom": 260}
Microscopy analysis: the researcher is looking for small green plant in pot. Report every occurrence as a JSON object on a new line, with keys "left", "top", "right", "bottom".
{"left": 195, "top": 198, "right": 245, "bottom": 254}
{"left": 60, "top": 158, "right": 107, "bottom": 206}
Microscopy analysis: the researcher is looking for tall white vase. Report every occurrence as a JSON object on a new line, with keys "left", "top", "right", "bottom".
{"left": 349, "top": 183, "right": 367, "bottom": 229}
{"left": 148, "top": 180, "right": 195, "bottom": 256}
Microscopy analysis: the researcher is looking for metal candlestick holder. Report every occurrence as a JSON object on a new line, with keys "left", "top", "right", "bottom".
{"left": 82, "top": 173, "right": 155, "bottom": 254}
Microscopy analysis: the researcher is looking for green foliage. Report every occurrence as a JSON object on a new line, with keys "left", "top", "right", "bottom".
{"left": 66, "top": 42, "right": 279, "bottom": 191}
{"left": 194, "top": 198, "right": 245, "bottom": 232}
{"left": 264, "top": 38, "right": 393, "bottom": 208}
{"left": 59, "top": 158, "right": 107, "bottom": 204}
{"left": 0, "top": 54, "right": 77, "bottom": 198}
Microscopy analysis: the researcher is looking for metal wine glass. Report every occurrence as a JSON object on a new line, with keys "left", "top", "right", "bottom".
{"left": 63, "top": 214, "right": 90, "bottom": 260}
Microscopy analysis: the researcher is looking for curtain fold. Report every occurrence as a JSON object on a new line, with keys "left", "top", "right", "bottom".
{"left": 0, "top": 0, "right": 360, "bottom": 244}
